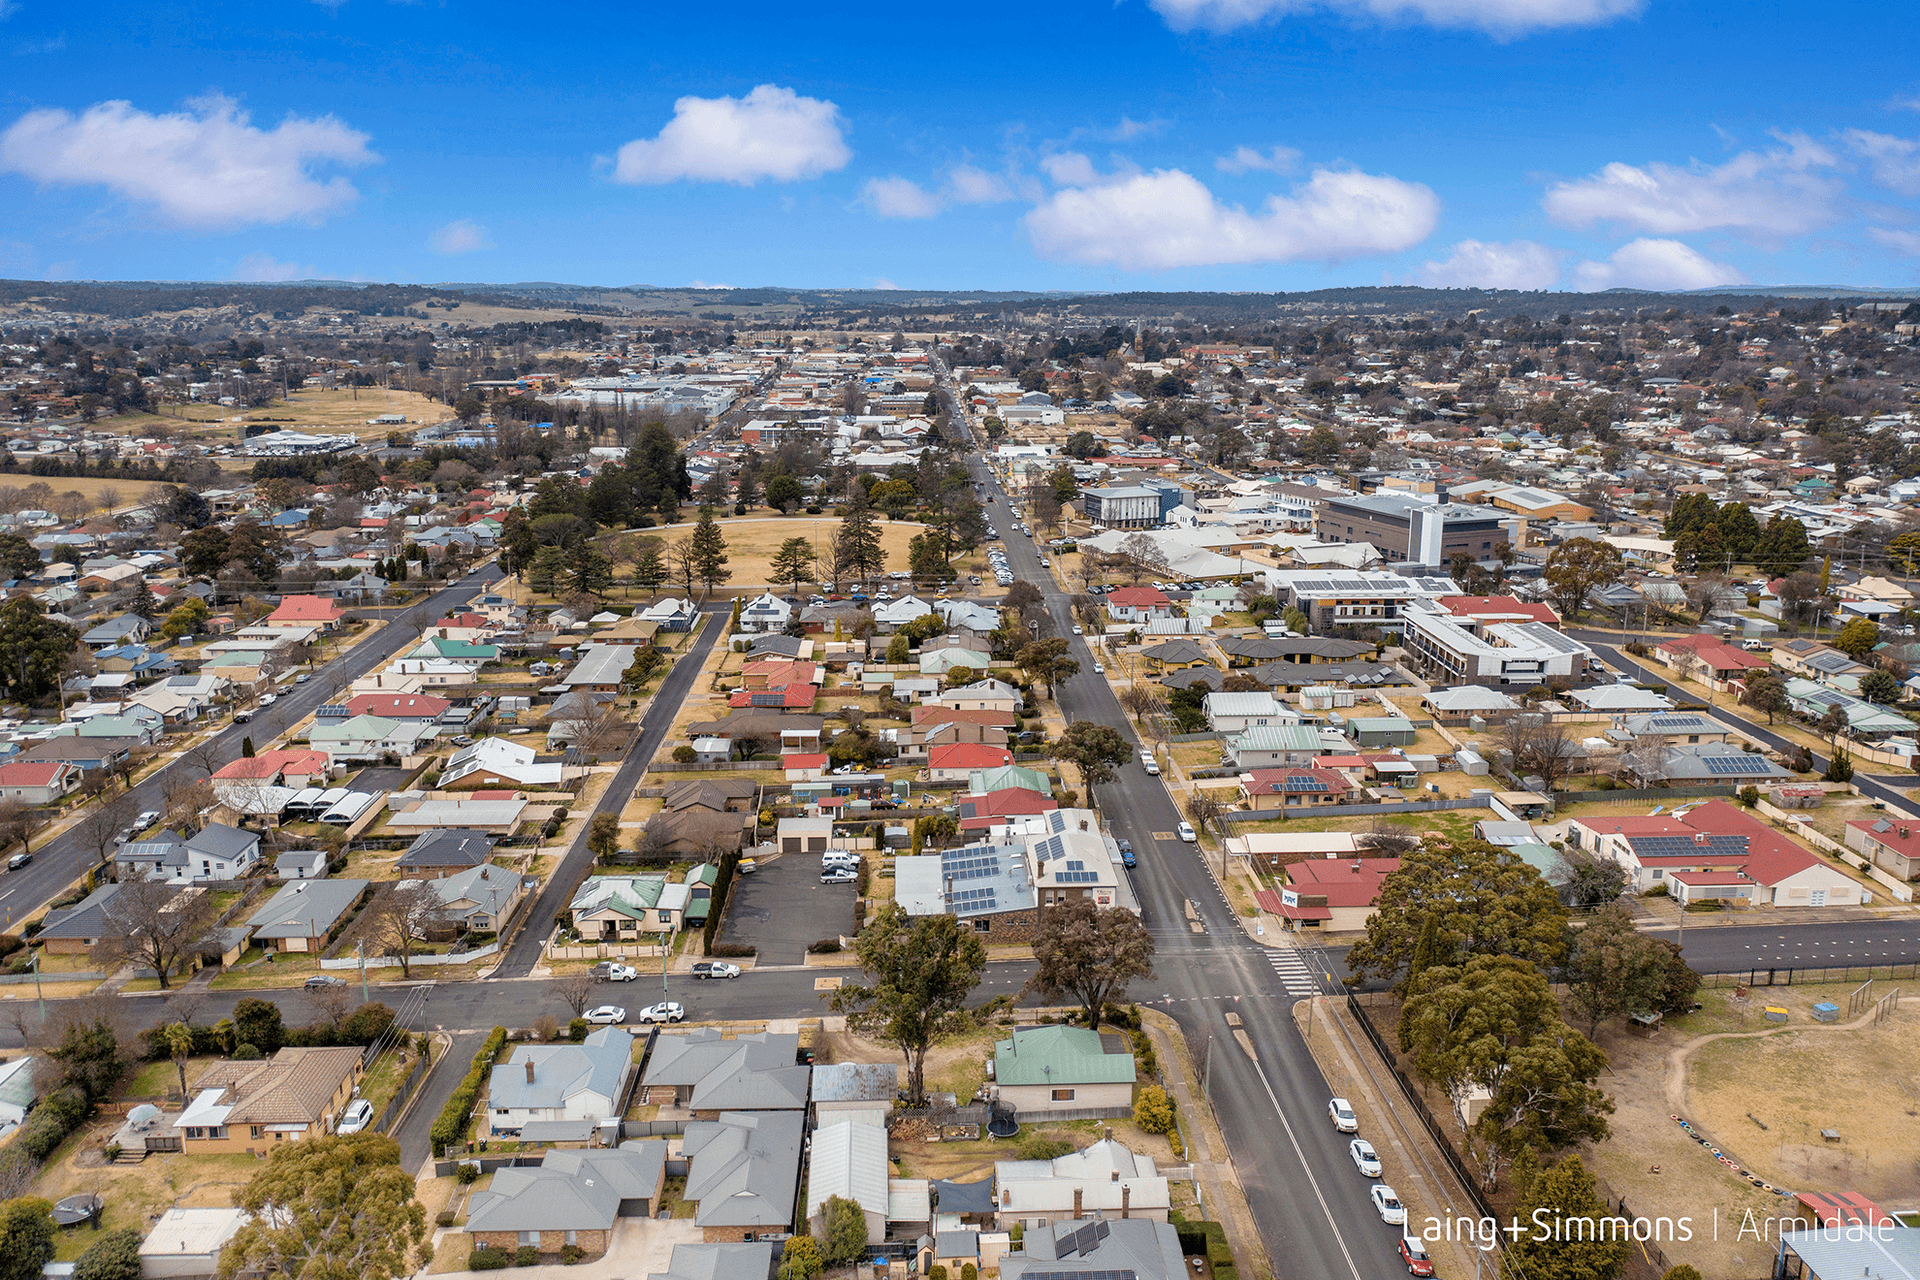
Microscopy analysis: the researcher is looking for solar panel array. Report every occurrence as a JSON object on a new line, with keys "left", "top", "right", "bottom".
{"left": 1056, "top": 859, "right": 1101, "bottom": 884}
{"left": 1286, "top": 777, "right": 1330, "bottom": 792}
{"left": 951, "top": 887, "right": 998, "bottom": 910}
{"left": 941, "top": 852, "right": 1000, "bottom": 882}
{"left": 1704, "top": 754, "right": 1768, "bottom": 775}
{"left": 1631, "top": 835, "right": 1745, "bottom": 857}
{"left": 1033, "top": 835, "right": 1066, "bottom": 863}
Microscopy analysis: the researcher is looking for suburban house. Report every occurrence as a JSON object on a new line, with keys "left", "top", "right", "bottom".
{"left": 1844, "top": 817, "right": 1920, "bottom": 882}
{"left": 36, "top": 883, "right": 127, "bottom": 953}
{"left": 440, "top": 738, "right": 564, "bottom": 790}
{"left": 1104, "top": 587, "right": 1173, "bottom": 624}
{"left": 265, "top": 595, "right": 345, "bottom": 630}
{"left": 937, "top": 679, "right": 1021, "bottom": 714}
{"left": 18, "top": 736, "right": 137, "bottom": 774}
{"left": 928, "top": 742, "right": 1014, "bottom": 782}
{"left": 681, "top": 1110, "right": 806, "bottom": 1243}
{"left": 639, "top": 1029, "right": 811, "bottom": 1117}
{"left": 177, "top": 1046, "right": 364, "bottom": 1154}
{"left": 116, "top": 823, "right": 263, "bottom": 884}
{"left": 82, "top": 614, "right": 151, "bottom": 649}
{"left": 1203, "top": 691, "right": 1290, "bottom": 733}
{"left": 0, "top": 760, "right": 80, "bottom": 804}
{"left": 1651, "top": 633, "right": 1770, "bottom": 691}
{"left": 1566, "top": 801, "right": 1862, "bottom": 907}
{"left": 1236, "top": 767, "right": 1354, "bottom": 810}
{"left": 211, "top": 748, "right": 330, "bottom": 804}
{"left": 994, "top": 1137, "right": 1171, "bottom": 1230}
{"left": 244, "top": 879, "right": 370, "bottom": 952}
{"left": 395, "top": 827, "right": 495, "bottom": 876}
{"left": 1226, "top": 724, "right": 1332, "bottom": 769}
{"left": 342, "top": 692, "right": 453, "bottom": 723}
{"left": 487, "top": 1027, "right": 636, "bottom": 1137}
{"left": 1257, "top": 857, "right": 1400, "bottom": 930}
{"left": 806, "top": 1116, "right": 888, "bottom": 1245}
{"left": 431, "top": 864, "right": 529, "bottom": 934}
{"left": 466, "top": 1144, "right": 668, "bottom": 1259}
{"left": 992, "top": 1026, "right": 1136, "bottom": 1117}
{"left": 308, "top": 714, "right": 431, "bottom": 765}
{"left": 648, "top": 1243, "right": 777, "bottom": 1280}
{"left": 737, "top": 593, "right": 793, "bottom": 633}
{"left": 1001, "top": 1218, "right": 1187, "bottom": 1280}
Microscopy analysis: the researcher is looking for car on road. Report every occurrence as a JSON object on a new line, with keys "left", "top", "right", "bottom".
{"left": 1399, "top": 1236, "right": 1434, "bottom": 1276}
{"left": 1093, "top": 663, "right": 1104, "bottom": 674}
{"left": 1116, "top": 838, "right": 1135, "bottom": 868}
{"left": 1071, "top": 625, "right": 1083, "bottom": 635}
{"left": 4, "top": 853, "right": 28, "bottom": 871}
{"left": 136, "top": 810, "right": 160, "bottom": 828}
{"left": 821, "top": 868, "right": 858, "bottom": 884}
{"left": 1329, "top": 1097, "right": 1359, "bottom": 1132}
{"left": 336, "top": 1098, "right": 374, "bottom": 1135}
{"left": 1349, "top": 1138, "right": 1381, "bottom": 1177}
{"left": 260, "top": 694, "right": 277, "bottom": 706}
{"left": 1141, "top": 752, "right": 1160, "bottom": 776}
{"left": 691, "top": 961, "right": 740, "bottom": 980}
{"left": 633, "top": 1002, "right": 684, "bottom": 1024}
{"left": 294, "top": 672, "right": 310, "bottom": 683}
{"left": 591, "top": 962, "right": 637, "bottom": 982}
{"left": 233, "top": 711, "right": 252, "bottom": 724}
{"left": 1370, "top": 1184, "right": 1407, "bottom": 1226}
{"left": 304, "top": 974, "right": 347, "bottom": 990}
{"left": 1176, "top": 821, "right": 1196, "bottom": 842}
{"left": 583, "top": 1005, "right": 629, "bottom": 1025}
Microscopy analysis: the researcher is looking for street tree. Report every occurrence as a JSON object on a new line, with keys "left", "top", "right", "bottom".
{"left": 668, "top": 536, "right": 699, "bottom": 595}
{"left": 1049, "top": 721, "right": 1131, "bottom": 794}
{"left": 1542, "top": 538, "right": 1624, "bottom": 621}
{"left": 828, "top": 903, "right": 987, "bottom": 1106}
{"left": 587, "top": 813, "right": 620, "bottom": 860}
{"left": 769, "top": 537, "right": 815, "bottom": 595}
{"left": 93, "top": 877, "right": 217, "bottom": 990}
{"left": 218, "top": 1133, "right": 429, "bottom": 1280}
{"left": 361, "top": 881, "right": 446, "bottom": 980}
{"left": 1024, "top": 898, "right": 1155, "bottom": 1032}
{"left": 551, "top": 973, "right": 597, "bottom": 1018}
{"left": 1739, "top": 672, "right": 1789, "bottom": 723}
{"left": 1500, "top": 1156, "right": 1625, "bottom": 1280}
{"left": 75, "top": 793, "right": 136, "bottom": 869}
{"left": 1345, "top": 839, "right": 1568, "bottom": 991}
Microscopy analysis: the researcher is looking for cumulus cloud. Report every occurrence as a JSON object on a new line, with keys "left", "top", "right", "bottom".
{"left": 1148, "top": 0, "right": 1640, "bottom": 36}
{"left": 1025, "top": 165, "right": 1438, "bottom": 270}
{"left": 612, "top": 84, "right": 849, "bottom": 186}
{"left": 863, "top": 164, "right": 1017, "bottom": 219}
{"left": 233, "top": 253, "right": 317, "bottom": 282}
{"left": 430, "top": 220, "right": 489, "bottom": 253}
{"left": 1845, "top": 129, "right": 1920, "bottom": 196}
{"left": 1039, "top": 151, "right": 1101, "bottom": 186}
{"left": 1870, "top": 227, "right": 1920, "bottom": 256}
{"left": 1542, "top": 134, "right": 1843, "bottom": 238}
{"left": 1216, "top": 145, "right": 1301, "bottom": 174}
{"left": 0, "top": 94, "right": 374, "bottom": 228}
{"left": 1418, "top": 239, "right": 1562, "bottom": 289}
{"left": 1570, "top": 238, "right": 1744, "bottom": 291}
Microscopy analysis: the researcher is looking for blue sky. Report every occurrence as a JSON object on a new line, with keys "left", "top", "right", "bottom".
{"left": 1, "top": 0, "right": 1917, "bottom": 293}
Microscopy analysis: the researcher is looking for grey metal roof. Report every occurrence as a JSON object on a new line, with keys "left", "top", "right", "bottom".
{"left": 186, "top": 823, "right": 260, "bottom": 860}
{"left": 931, "top": 1178, "right": 995, "bottom": 1216}
{"left": 489, "top": 1027, "right": 633, "bottom": 1112}
{"left": 810, "top": 1062, "right": 898, "bottom": 1104}
{"left": 1003, "top": 1217, "right": 1187, "bottom": 1280}
{"left": 682, "top": 1111, "right": 805, "bottom": 1228}
{"left": 465, "top": 1143, "right": 667, "bottom": 1233}
{"left": 641, "top": 1029, "right": 809, "bottom": 1110}
{"left": 397, "top": 827, "right": 494, "bottom": 869}
{"left": 645, "top": 1242, "right": 777, "bottom": 1280}
{"left": 245, "top": 880, "right": 368, "bottom": 939}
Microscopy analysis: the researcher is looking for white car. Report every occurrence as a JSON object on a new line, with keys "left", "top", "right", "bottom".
{"left": 1349, "top": 1138, "right": 1381, "bottom": 1177}
{"left": 1329, "top": 1097, "right": 1359, "bottom": 1132}
{"left": 635, "top": 1002, "right": 685, "bottom": 1024}
{"left": 1177, "top": 821, "right": 1196, "bottom": 843}
{"left": 1370, "top": 1184, "right": 1407, "bottom": 1226}
{"left": 336, "top": 1098, "right": 374, "bottom": 1135}
{"left": 591, "top": 961, "right": 637, "bottom": 982}
{"left": 821, "top": 868, "right": 858, "bottom": 884}
{"left": 583, "top": 1005, "right": 628, "bottom": 1025}
{"left": 1071, "top": 625, "right": 1083, "bottom": 635}
{"left": 1093, "top": 663, "right": 1105, "bottom": 674}
{"left": 259, "top": 693, "right": 277, "bottom": 706}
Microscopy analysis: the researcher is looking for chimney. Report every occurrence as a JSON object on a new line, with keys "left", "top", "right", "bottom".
{"left": 1110, "top": 1169, "right": 1119, "bottom": 1181}
{"left": 1694, "top": 832, "right": 1708, "bottom": 846}
{"left": 945, "top": 875, "right": 954, "bottom": 908}
{"left": 1002, "top": 1189, "right": 1011, "bottom": 1206}
{"left": 1073, "top": 1187, "right": 1082, "bottom": 1216}
{"left": 1902, "top": 828, "right": 1911, "bottom": 840}
{"left": 1122, "top": 1184, "right": 1131, "bottom": 1219}
{"left": 525, "top": 1059, "right": 535, "bottom": 1084}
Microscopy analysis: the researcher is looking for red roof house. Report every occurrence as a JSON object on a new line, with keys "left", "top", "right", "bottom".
{"left": 957, "top": 786, "right": 1058, "bottom": 830}
{"left": 0, "top": 761, "right": 80, "bottom": 804}
{"left": 928, "top": 743, "right": 1014, "bottom": 781}
{"left": 1436, "top": 595, "right": 1561, "bottom": 627}
{"left": 1255, "top": 857, "right": 1401, "bottom": 930}
{"left": 1105, "top": 587, "right": 1174, "bottom": 622}
{"left": 1652, "top": 633, "right": 1769, "bottom": 689}
{"left": 344, "top": 693, "right": 452, "bottom": 723}
{"left": 265, "top": 594, "right": 345, "bottom": 630}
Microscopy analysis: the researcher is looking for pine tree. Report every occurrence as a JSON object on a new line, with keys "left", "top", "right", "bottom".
{"left": 1501, "top": 1156, "right": 1626, "bottom": 1280}
{"left": 834, "top": 489, "right": 886, "bottom": 583}
{"left": 688, "top": 506, "right": 731, "bottom": 594}
{"left": 241, "top": 737, "right": 255, "bottom": 758}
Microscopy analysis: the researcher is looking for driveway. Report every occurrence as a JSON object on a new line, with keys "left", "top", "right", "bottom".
{"left": 721, "top": 852, "right": 858, "bottom": 964}
{"left": 429, "top": 1216, "right": 700, "bottom": 1280}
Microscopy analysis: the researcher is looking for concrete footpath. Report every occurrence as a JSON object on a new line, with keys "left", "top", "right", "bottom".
{"left": 1141, "top": 1008, "right": 1275, "bottom": 1280}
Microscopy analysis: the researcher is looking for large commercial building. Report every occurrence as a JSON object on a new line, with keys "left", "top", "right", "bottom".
{"left": 1313, "top": 491, "right": 1513, "bottom": 566}
{"left": 1261, "top": 571, "right": 1459, "bottom": 633}
{"left": 1399, "top": 601, "right": 1593, "bottom": 686}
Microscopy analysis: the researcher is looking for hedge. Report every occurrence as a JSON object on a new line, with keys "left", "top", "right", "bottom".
{"left": 431, "top": 1026, "right": 509, "bottom": 1155}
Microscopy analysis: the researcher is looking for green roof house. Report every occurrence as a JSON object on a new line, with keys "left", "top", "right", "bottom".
{"left": 993, "top": 1025, "right": 1136, "bottom": 1118}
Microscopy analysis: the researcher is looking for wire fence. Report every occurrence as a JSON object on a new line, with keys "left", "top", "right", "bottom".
{"left": 1697, "top": 962, "right": 1920, "bottom": 988}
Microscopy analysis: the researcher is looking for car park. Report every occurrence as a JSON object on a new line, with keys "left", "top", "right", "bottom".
{"left": 336, "top": 1098, "right": 374, "bottom": 1135}
{"left": 1177, "top": 821, "right": 1196, "bottom": 842}
{"left": 691, "top": 961, "right": 740, "bottom": 980}
{"left": 634, "top": 1002, "right": 684, "bottom": 1024}
{"left": 1348, "top": 1138, "right": 1381, "bottom": 1177}
{"left": 305, "top": 974, "right": 347, "bottom": 989}
{"left": 1328, "top": 1097, "right": 1358, "bottom": 1132}
{"left": 591, "top": 962, "right": 637, "bottom": 982}
{"left": 584, "top": 1005, "right": 629, "bottom": 1025}
{"left": 1399, "top": 1237, "right": 1434, "bottom": 1276}
{"left": 1370, "top": 1185, "right": 1407, "bottom": 1226}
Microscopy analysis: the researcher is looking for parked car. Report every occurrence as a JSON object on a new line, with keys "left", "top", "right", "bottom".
{"left": 1177, "top": 821, "right": 1196, "bottom": 842}
{"left": 233, "top": 711, "right": 252, "bottom": 724}
{"left": 821, "top": 868, "right": 858, "bottom": 884}
{"left": 294, "top": 672, "right": 310, "bottom": 683}
{"left": 1329, "top": 1097, "right": 1359, "bottom": 1132}
{"left": 4, "top": 853, "right": 27, "bottom": 871}
{"left": 1071, "top": 625, "right": 1083, "bottom": 635}
{"left": 259, "top": 694, "right": 278, "bottom": 706}
{"left": 691, "top": 961, "right": 740, "bottom": 980}
{"left": 1141, "top": 753, "right": 1160, "bottom": 776}
{"left": 634, "top": 1002, "right": 684, "bottom": 1024}
{"left": 304, "top": 974, "right": 347, "bottom": 990}
{"left": 1116, "top": 838, "right": 1135, "bottom": 869}
{"left": 136, "top": 810, "right": 160, "bottom": 828}
{"left": 1093, "top": 663, "right": 1104, "bottom": 674}
{"left": 591, "top": 962, "right": 637, "bottom": 982}
{"left": 737, "top": 857, "right": 758, "bottom": 874}
{"left": 336, "top": 1098, "right": 374, "bottom": 1135}
{"left": 583, "top": 1005, "right": 629, "bottom": 1025}
{"left": 1370, "top": 1185, "right": 1407, "bottom": 1226}
{"left": 1349, "top": 1138, "right": 1381, "bottom": 1177}
{"left": 1399, "top": 1236, "right": 1435, "bottom": 1276}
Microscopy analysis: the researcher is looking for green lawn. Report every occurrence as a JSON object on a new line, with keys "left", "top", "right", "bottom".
{"left": 1230, "top": 808, "right": 1482, "bottom": 843}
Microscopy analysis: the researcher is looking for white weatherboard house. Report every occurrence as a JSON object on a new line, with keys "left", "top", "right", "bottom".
{"left": 487, "top": 1027, "right": 635, "bottom": 1137}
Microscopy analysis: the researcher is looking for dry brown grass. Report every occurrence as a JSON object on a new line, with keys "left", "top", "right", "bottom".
{"left": 106, "top": 388, "right": 455, "bottom": 441}
{"left": 38, "top": 1133, "right": 260, "bottom": 1261}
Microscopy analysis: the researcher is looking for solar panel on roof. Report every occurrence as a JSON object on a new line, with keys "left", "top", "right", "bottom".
{"left": 1056, "top": 870, "right": 1100, "bottom": 883}
{"left": 1073, "top": 1224, "right": 1098, "bottom": 1256}
{"left": 1705, "top": 755, "right": 1767, "bottom": 775}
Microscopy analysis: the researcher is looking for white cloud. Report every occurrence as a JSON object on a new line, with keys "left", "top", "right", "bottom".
{"left": 430, "top": 220, "right": 489, "bottom": 254}
{"left": 1024, "top": 165, "right": 1438, "bottom": 270}
{"left": 862, "top": 176, "right": 942, "bottom": 219}
{"left": 0, "top": 3, "right": 19, "bottom": 19}
{"left": 1040, "top": 151, "right": 1101, "bottom": 186}
{"left": 1845, "top": 129, "right": 1920, "bottom": 196}
{"left": 947, "top": 164, "right": 1013, "bottom": 203}
{"left": 1570, "top": 238, "right": 1744, "bottom": 291}
{"left": 1107, "top": 116, "right": 1168, "bottom": 140}
{"left": 1216, "top": 145, "right": 1301, "bottom": 174}
{"left": 1148, "top": 0, "right": 1640, "bottom": 36}
{"left": 1542, "top": 134, "right": 1843, "bottom": 238}
{"left": 612, "top": 84, "right": 849, "bottom": 186}
{"left": 233, "top": 253, "right": 317, "bottom": 282}
{"left": 874, "top": 277, "right": 901, "bottom": 290}
{"left": 1870, "top": 227, "right": 1920, "bottom": 256}
{"left": 1418, "top": 239, "right": 1562, "bottom": 289}
{"left": 0, "top": 94, "right": 374, "bottom": 228}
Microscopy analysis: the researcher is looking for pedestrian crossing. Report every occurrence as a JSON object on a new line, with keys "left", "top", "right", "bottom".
{"left": 1266, "top": 949, "right": 1320, "bottom": 997}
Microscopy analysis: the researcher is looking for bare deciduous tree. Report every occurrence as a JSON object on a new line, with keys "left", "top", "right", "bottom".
{"left": 551, "top": 973, "right": 596, "bottom": 1017}
{"left": 93, "top": 879, "right": 218, "bottom": 990}
{"left": 361, "top": 880, "right": 447, "bottom": 980}
{"left": 162, "top": 776, "right": 215, "bottom": 833}
{"left": 75, "top": 792, "right": 136, "bottom": 869}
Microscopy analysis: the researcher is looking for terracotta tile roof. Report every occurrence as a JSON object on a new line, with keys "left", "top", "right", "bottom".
{"left": 190, "top": 1046, "right": 361, "bottom": 1126}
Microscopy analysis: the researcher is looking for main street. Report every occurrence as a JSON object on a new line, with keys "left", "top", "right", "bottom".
{"left": 0, "top": 562, "right": 507, "bottom": 932}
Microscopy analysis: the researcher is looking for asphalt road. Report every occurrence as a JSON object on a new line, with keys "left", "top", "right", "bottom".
{"left": 0, "top": 563, "right": 507, "bottom": 932}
